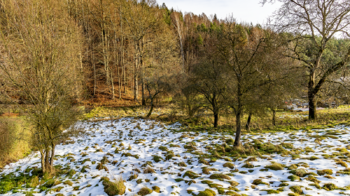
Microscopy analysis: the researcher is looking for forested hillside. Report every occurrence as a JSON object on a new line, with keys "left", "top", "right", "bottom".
{"left": 1, "top": 0, "right": 350, "bottom": 196}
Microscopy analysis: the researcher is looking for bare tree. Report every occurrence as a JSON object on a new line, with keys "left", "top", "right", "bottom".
{"left": 0, "top": 0, "right": 83, "bottom": 174}
{"left": 264, "top": 0, "right": 350, "bottom": 120}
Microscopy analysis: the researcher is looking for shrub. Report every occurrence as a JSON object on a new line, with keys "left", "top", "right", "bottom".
{"left": 152, "top": 186, "right": 160, "bottom": 193}
{"left": 323, "top": 183, "right": 337, "bottom": 191}
{"left": 265, "top": 162, "right": 284, "bottom": 170}
{"left": 290, "top": 186, "right": 303, "bottom": 194}
{"left": 197, "top": 189, "right": 216, "bottom": 196}
{"left": 137, "top": 187, "right": 153, "bottom": 196}
{"left": 252, "top": 179, "right": 268, "bottom": 185}
{"left": 102, "top": 176, "right": 126, "bottom": 196}
{"left": 152, "top": 155, "right": 163, "bottom": 163}
{"left": 290, "top": 169, "right": 308, "bottom": 177}
{"left": 158, "top": 146, "right": 168, "bottom": 151}
{"left": 317, "top": 169, "right": 333, "bottom": 175}
{"left": 287, "top": 175, "right": 300, "bottom": 181}
{"left": 63, "top": 180, "right": 73, "bottom": 186}
{"left": 143, "top": 167, "right": 155, "bottom": 174}
{"left": 202, "top": 167, "right": 217, "bottom": 174}
{"left": 223, "top": 162, "right": 235, "bottom": 169}
{"left": 209, "top": 173, "right": 231, "bottom": 180}
{"left": 183, "top": 171, "right": 199, "bottom": 179}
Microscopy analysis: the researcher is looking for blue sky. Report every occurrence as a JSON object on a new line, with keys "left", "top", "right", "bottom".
{"left": 159, "top": 0, "right": 282, "bottom": 25}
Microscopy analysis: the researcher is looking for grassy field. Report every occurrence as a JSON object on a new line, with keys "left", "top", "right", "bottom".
{"left": 83, "top": 104, "right": 350, "bottom": 134}
{"left": 2, "top": 104, "right": 349, "bottom": 169}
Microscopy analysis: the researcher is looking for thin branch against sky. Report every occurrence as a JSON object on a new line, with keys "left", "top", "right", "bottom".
{"left": 159, "top": 0, "right": 282, "bottom": 25}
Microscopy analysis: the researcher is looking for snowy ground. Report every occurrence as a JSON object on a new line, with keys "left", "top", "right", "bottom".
{"left": 1, "top": 118, "right": 350, "bottom": 196}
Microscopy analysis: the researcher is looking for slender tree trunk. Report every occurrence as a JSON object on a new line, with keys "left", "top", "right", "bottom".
{"left": 119, "top": 68, "right": 122, "bottom": 99}
{"left": 134, "top": 43, "right": 139, "bottom": 101}
{"left": 234, "top": 86, "right": 242, "bottom": 147}
{"left": 141, "top": 39, "right": 146, "bottom": 106}
{"left": 120, "top": 8, "right": 126, "bottom": 96}
{"left": 213, "top": 112, "right": 219, "bottom": 128}
{"left": 272, "top": 109, "right": 276, "bottom": 126}
{"left": 146, "top": 99, "right": 154, "bottom": 118}
{"left": 45, "top": 148, "right": 50, "bottom": 173}
{"left": 308, "top": 69, "right": 316, "bottom": 120}
{"left": 92, "top": 50, "right": 96, "bottom": 96}
{"left": 40, "top": 149, "right": 46, "bottom": 174}
{"left": 234, "top": 109, "right": 242, "bottom": 147}
{"left": 245, "top": 113, "right": 252, "bottom": 131}
{"left": 50, "top": 144, "right": 55, "bottom": 167}
{"left": 174, "top": 16, "right": 185, "bottom": 71}
{"left": 110, "top": 67, "right": 115, "bottom": 99}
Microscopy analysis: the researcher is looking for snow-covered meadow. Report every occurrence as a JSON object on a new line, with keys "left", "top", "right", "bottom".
{"left": 1, "top": 118, "right": 350, "bottom": 196}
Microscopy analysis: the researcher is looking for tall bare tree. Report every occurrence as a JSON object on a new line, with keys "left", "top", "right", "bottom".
{"left": 264, "top": 0, "right": 350, "bottom": 119}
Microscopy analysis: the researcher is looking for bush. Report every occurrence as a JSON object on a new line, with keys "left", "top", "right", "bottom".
{"left": 290, "top": 186, "right": 303, "bottom": 194}
{"left": 198, "top": 189, "right": 216, "bottom": 196}
{"left": 102, "top": 177, "right": 125, "bottom": 196}
{"left": 265, "top": 162, "right": 285, "bottom": 170}
{"left": 137, "top": 187, "right": 153, "bottom": 196}
{"left": 223, "top": 162, "right": 235, "bottom": 169}
{"left": 183, "top": 171, "right": 200, "bottom": 179}
{"left": 209, "top": 173, "right": 231, "bottom": 180}
{"left": 143, "top": 167, "right": 155, "bottom": 174}
{"left": 152, "top": 186, "right": 160, "bottom": 193}
{"left": 317, "top": 169, "right": 333, "bottom": 175}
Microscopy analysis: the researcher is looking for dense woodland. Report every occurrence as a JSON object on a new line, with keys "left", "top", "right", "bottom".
{"left": 0, "top": 0, "right": 350, "bottom": 174}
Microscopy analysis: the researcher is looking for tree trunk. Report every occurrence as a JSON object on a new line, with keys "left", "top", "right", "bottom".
{"left": 134, "top": 43, "right": 139, "bottom": 102}
{"left": 174, "top": 16, "right": 185, "bottom": 71}
{"left": 50, "top": 144, "right": 55, "bottom": 167}
{"left": 308, "top": 93, "right": 316, "bottom": 120}
{"left": 234, "top": 85, "right": 242, "bottom": 147}
{"left": 146, "top": 89, "right": 154, "bottom": 117}
{"left": 40, "top": 149, "right": 45, "bottom": 174}
{"left": 110, "top": 68, "right": 115, "bottom": 99}
{"left": 234, "top": 109, "right": 242, "bottom": 147}
{"left": 308, "top": 70, "right": 316, "bottom": 120}
{"left": 245, "top": 113, "right": 252, "bottom": 131}
{"left": 146, "top": 100, "right": 154, "bottom": 118}
{"left": 141, "top": 39, "right": 146, "bottom": 106}
{"left": 44, "top": 148, "right": 51, "bottom": 174}
{"left": 92, "top": 46, "right": 96, "bottom": 96}
{"left": 272, "top": 109, "right": 276, "bottom": 126}
{"left": 213, "top": 112, "right": 219, "bottom": 128}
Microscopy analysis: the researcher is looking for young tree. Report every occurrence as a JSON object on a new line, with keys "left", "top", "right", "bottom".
{"left": 190, "top": 60, "right": 228, "bottom": 128}
{"left": 0, "top": 0, "right": 83, "bottom": 174}
{"left": 144, "top": 22, "right": 180, "bottom": 117}
{"left": 265, "top": 0, "right": 350, "bottom": 120}
{"left": 217, "top": 21, "right": 286, "bottom": 146}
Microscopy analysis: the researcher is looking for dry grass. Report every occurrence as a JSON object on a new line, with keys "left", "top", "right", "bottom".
{"left": 0, "top": 117, "right": 31, "bottom": 168}
{"left": 143, "top": 167, "right": 155, "bottom": 174}
{"left": 265, "top": 162, "right": 285, "bottom": 170}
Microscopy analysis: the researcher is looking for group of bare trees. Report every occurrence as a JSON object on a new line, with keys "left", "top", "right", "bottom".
{"left": 63, "top": 0, "right": 181, "bottom": 105}
{"left": 178, "top": 21, "right": 298, "bottom": 146}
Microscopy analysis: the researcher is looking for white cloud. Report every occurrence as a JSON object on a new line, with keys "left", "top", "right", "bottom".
{"left": 159, "top": 0, "right": 282, "bottom": 25}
